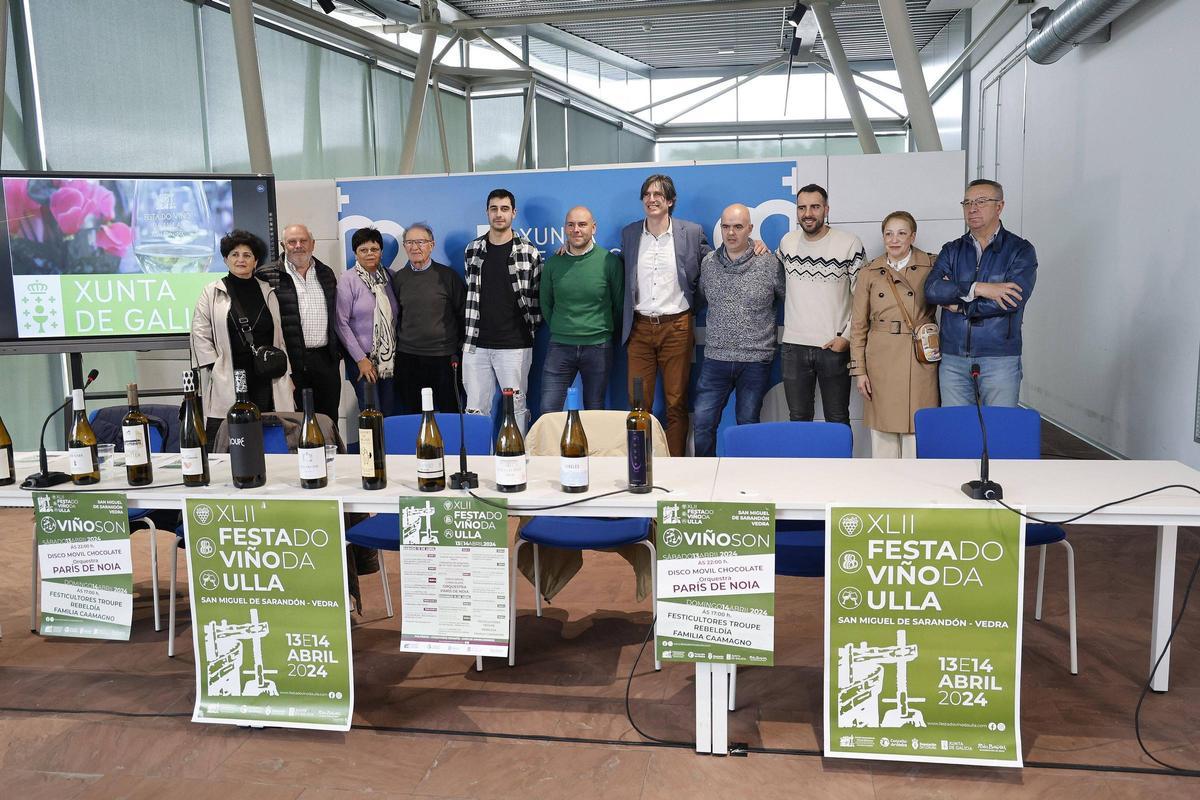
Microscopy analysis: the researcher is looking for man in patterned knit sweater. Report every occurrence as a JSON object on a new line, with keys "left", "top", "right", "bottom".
{"left": 691, "top": 204, "right": 785, "bottom": 457}
{"left": 776, "top": 184, "right": 865, "bottom": 426}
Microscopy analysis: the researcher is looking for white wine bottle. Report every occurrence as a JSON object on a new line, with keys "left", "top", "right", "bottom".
{"left": 494, "top": 387, "right": 526, "bottom": 492}
{"left": 180, "top": 370, "right": 210, "bottom": 487}
{"left": 68, "top": 389, "right": 100, "bottom": 486}
{"left": 297, "top": 387, "right": 327, "bottom": 489}
{"left": 559, "top": 386, "right": 588, "bottom": 493}
{"left": 359, "top": 381, "right": 387, "bottom": 490}
{"left": 227, "top": 369, "right": 265, "bottom": 489}
{"left": 122, "top": 383, "right": 154, "bottom": 487}
{"left": 415, "top": 387, "right": 445, "bottom": 492}
{"left": 0, "top": 412, "right": 14, "bottom": 486}
{"left": 626, "top": 377, "right": 653, "bottom": 494}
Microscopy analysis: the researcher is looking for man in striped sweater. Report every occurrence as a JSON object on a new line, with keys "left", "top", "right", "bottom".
{"left": 776, "top": 184, "right": 865, "bottom": 426}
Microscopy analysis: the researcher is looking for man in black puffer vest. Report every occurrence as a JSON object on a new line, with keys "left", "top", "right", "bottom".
{"left": 256, "top": 224, "right": 342, "bottom": 422}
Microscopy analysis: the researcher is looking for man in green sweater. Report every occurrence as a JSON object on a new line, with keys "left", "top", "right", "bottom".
{"left": 539, "top": 206, "right": 624, "bottom": 412}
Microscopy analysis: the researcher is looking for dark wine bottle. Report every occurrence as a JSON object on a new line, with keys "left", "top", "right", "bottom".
{"left": 415, "top": 387, "right": 445, "bottom": 492}
{"left": 297, "top": 387, "right": 327, "bottom": 489}
{"left": 559, "top": 385, "right": 589, "bottom": 493}
{"left": 0, "top": 412, "right": 14, "bottom": 486}
{"left": 359, "top": 381, "right": 387, "bottom": 490}
{"left": 180, "top": 369, "right": 210, "bottom": 487}
{"left": 627, "top": 377, "right": 653, "bottom": 494}
{"left": 122, "top": 383, "right": 154, "bottom": 486}
{"left": 494, "top": 387, "right": 526, "bottom": 492}
{"left": 227, "top": 369, "right": 266, "bottom": 489}
{"left": 68, "top": 389, "right": 100, "bottom": 486}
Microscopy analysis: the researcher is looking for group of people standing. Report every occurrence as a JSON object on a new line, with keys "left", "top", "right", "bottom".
{"left": 189, "top": 172, "right": 1036, "bottom": 459}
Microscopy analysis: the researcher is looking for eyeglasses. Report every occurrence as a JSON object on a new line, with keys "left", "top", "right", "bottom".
{"left": 402, "top": 239, "right": 432, "bottom": 247}
{"left": 960, "top": 198, "right": 1002, "bottom": 209}
{"left": 355, "top": 246, "right": 382, "bottom": 254}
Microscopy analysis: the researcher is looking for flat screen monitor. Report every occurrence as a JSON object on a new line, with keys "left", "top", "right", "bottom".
{"left": 0, "top": 171, "right": 277, "bottom": 354}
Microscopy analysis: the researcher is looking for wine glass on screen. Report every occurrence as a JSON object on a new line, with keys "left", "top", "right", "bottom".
{"left": 132, "top": 180, "right": 216, "bottom": 273}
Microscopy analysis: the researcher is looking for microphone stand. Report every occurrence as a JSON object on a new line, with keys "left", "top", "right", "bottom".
{"left": 448, "top": 356, "right": 478, "bottom": 489}
{"left": 961, "top": 363, "right": 1003, "bottom": 500}
{"left": 23, "top": 369, "right": 101, "bottom": 489}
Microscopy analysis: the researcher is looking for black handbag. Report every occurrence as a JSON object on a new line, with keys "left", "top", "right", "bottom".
{"left": 224, "top": 278, "right": 288, "bottom": 381}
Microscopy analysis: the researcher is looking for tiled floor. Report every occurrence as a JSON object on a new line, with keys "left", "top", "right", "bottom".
{"left": 2, "top": 425, "right": 1199, "bottom": 797}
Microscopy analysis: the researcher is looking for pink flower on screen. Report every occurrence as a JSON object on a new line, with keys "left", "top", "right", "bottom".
{"left": 5, "top": 178, "right": 42, "bottom": 235}
{"left": 49, "top": 186, "right": 89, "bottom": 235}
{"left": 63, "top": 179, "right": 116, "bottom": 220}
{"left": 96, "top": 222, "right": 133, "bottom": 258}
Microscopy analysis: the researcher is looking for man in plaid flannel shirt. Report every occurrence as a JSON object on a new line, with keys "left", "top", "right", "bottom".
{"left": 461, "top": 188, "right": 543, "bottom": 433}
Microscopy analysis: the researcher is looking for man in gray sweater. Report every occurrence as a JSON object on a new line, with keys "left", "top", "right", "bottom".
{"left": 692, "top": 204, "right": 785, "bottom": 457}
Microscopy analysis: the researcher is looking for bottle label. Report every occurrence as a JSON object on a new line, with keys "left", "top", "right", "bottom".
{"left": 359, "top": 429, "right": 376, "bottom": 478}
{"left": 561, "top": 456, "right": 589, "bottom": 487}
{"left": 228, "top": 421, "right": 266, "bottom": 479}
{"left": 122, "top": 425, "right": 149, "bottom": 466}
{"left": 298, "top": 446, "right": 327, "bottom": 480}
{"left": 180, "top": 447, "right": 205, "bottom": 476}
{"left": 495, "top": 455, "right": 527, "bottom": 487}
{"left": 69, "top": 446, "right": 95, "bottom": 475}
{"left": 417, "top": 457, "right": 444, "bottom": 479}
{"left": 628, "top": 430, "right": 649, "bottom": 486}
{"left": 0, "top": 446, "right": 10, "bottom": 479}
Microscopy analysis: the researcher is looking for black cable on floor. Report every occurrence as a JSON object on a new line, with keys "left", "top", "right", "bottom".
{"left": 468, "top": 485, "right": 670, "bottom": 512}
{"left": 623, "top": 614, "right": 693, "bottom": 747}
{"left": 993, "top": 484, "right": 1200, "bottom": 772}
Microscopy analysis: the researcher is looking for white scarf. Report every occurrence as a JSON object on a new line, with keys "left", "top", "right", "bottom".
{"left": 355, "top": 264, "right": 395, "bottom": 379}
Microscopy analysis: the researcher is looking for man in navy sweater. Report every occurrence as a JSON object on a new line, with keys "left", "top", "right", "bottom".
{"left": 924, "top": 179, "right": 1037, "bottom": 407}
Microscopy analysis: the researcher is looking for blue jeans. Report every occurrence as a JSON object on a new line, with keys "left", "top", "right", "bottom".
{"left": 780, "top": 343, "right": 851, "bottom": 424}
{"left": 691, "top": 358, "right": 772, "bottom": 457}
{"left": 939, "top": 353, "right": 1022, "bottom": 407}
{"left": 540, "top": 341, "right": 613, "bottom": 413}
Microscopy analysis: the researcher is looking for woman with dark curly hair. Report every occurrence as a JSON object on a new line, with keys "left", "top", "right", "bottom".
{"left": 191, "top": 229, "right": 294, "bottom": 444}
{"left": 335, "top": 226, "right": 398, "bottom": 413}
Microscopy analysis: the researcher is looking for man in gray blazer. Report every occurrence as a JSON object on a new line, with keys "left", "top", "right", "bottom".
{"left": 619, "top": 174, "right": 709, "bottom": 456}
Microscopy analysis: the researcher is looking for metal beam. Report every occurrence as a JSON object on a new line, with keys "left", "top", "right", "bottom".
{"left": 0, "top": 0, "right": 8, "bottom": 156}
{"left": 432, "top": 75, "right": 450, "bottom": 172}
{"left": 399, "top": 23, "right": 439, "bottom": 174}
{"left": 433, "top": 33, "right": 460, "bottom": 64}
{"left": 812, "top": 57, "right": 904, "bottom": 95}
{"left": 927, "top": 0, "right": 1024, "bottom": 106}
{"left": 631, "top": 57, "right": 784, "bottom": 116}
{"left": 230, "top": 0, "right": 273, "bottom": 173}
{"left": 811, "top": 2, "right": 879, "bottom": 154}
{"left": 473, "top": 28, "right": 530, "bottom": 71}
{"left": 813, "top": 61, "right": 905, "bottom": 119}
{"left": 451, "top": 0, "right": 790, "bottom": 31}
{"left": 658, "top": 56, "right": 789, "bottom": 126}
{"left": 515, "top": 78, "right": 536, "bottom": 169}
{"left": 879, "top": 0, "right": 941, "bottom": 151}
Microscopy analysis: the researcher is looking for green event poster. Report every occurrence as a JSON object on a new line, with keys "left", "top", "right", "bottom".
{"left": 655, "top": 500, "right": 775, "bottom": 666}
{"left": 13, "top": 273, "right": 214, "bottom": 338}
{"left": 34, "top": 491, "right": 133, "bottom": 641}
{"left": 824, "top": 506, "right": 1026, "bottom": 767}
{"left": 183, "top": 497, "right": 353, "bottom": 731}
{"left": 398, "top": 496, "right": 510, "bottom": 657}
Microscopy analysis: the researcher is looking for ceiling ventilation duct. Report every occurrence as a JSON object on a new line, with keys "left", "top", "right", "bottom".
{"left": 1026, "top": 0, "right": 1144, "bottom": 64}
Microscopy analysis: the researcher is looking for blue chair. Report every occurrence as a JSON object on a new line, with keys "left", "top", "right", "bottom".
{"left": 722, "top": 422, "right": 853, "bottom": 578}
{"left": 167, "top": 420, "right": 293, "bottom": 657}
{"left": 915, "top": 405, "right": 1078, "bottom": 674}
{"left": 88, "top": 407, "right": 171, "bottom": 632}
{"left": 345, "top": 414, "right": 493, "bottom": 620}
{"left": 511, "top": 410, "right": 665, "bottom": 670}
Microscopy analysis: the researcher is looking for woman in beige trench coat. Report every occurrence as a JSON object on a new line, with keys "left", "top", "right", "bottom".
{"left": 848, "top": 211, "right": 939, "bottom": 458}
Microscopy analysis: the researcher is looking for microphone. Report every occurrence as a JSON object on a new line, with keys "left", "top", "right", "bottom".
{"left": 448, "top": 355, "right": 478, "bottom": 490}
{"left": 961, "top": 363, "right": 1003, "bottom": 500}
{"left": 23, "top": 369, "right": 100, "bottom": 489}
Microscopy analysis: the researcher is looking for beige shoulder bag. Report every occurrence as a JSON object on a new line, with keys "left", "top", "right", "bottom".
{"left": 883, "top": 269, "right": 941, "bottom": 364}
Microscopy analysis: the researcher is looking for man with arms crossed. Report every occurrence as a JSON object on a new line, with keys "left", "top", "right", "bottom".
{"left": 776, "top": 184, "right": 865, "bottom": 426}
{"left": 924, "top": 179, "right": 1036, "bottom": 406}
{"left": 691, "top": 204, "right": 785, "bottom": 457}
{"left": 390, "top": 222, "right": 466, "bottom": 414}
{"left": 540, "top": 206, "right": 623, "bottom": 413}
{"left": 256, "top": 223, "right": 341, "bottom": 421}
{"left": 462, "top": 189, "right": 543, "bottom": 432}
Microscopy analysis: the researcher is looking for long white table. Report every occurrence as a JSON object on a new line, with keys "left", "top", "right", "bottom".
{"left": 5, "top": 451, "right": 1200, "bottom": 754}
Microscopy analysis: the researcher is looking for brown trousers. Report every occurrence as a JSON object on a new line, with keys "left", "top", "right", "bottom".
{"left": 626, "top": 311, "right": 694, "bottom": 456}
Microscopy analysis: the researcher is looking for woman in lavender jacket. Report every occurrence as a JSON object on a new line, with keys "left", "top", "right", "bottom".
{"left": 335, "top": 227, "right": 398, "bottom": 413}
